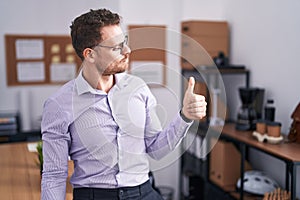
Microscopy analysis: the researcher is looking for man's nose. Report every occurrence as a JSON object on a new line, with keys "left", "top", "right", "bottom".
{"left": 121, "top": 44, "right": 131, "bottom": 55}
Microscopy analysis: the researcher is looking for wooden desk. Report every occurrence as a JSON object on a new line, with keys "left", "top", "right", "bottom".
{"left": 0, "top": 142, "right": 73, "bottom": 200}
{"left": 220, "top": 123, "right": 300, "bottom": 200}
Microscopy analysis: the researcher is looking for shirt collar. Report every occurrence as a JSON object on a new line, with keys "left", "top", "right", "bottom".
{"left": 75, "top": 70, "right": 128, "bottom": 95}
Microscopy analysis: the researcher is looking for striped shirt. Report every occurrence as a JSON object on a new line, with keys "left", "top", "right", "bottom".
{"left": 41, "top": 71, "right": 192, "bottom": 200}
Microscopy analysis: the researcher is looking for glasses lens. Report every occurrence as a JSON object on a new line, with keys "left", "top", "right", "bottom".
{"left": 94, "top": 35, "right": 128, "bottom": 53}
{"left": 117, "top": 36, "right": 128, "bottom": 52}
{"left": 124, "top": 35, "right": 128, "bottom": 45}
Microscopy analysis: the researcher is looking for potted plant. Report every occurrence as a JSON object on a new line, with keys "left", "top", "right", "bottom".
{"left": 36, "top": 141, "right": 43, "bottom": 175}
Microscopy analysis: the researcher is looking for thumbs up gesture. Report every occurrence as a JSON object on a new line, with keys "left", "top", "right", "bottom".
{"left": 182, "top": 77, "right": 207, "bottom": 120}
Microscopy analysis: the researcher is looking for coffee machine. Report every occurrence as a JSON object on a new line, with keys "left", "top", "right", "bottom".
{"left": 236, "top": 87, "right": 264, "bottom": 131}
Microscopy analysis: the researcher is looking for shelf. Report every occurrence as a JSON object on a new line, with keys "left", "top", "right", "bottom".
{"left": 218, "top": 123, "right": 300, "bottom": 200}
{"left": 181, "top": 151, "right": 208, "bottom": 179}
{"left": 229, "top": 191, "right": 261, "bottom": 200}
{"left": 182, "top": 66, "right": 250, "bottom": 88}
{"left": 180, "top": 65, "right": 251, "bottom": 199}
{"left": 204, "top": 176, "right": 265, "bottom": 200}
{"left": 181, "top": 125, "right": 299, "bottom": 199}
{"left": 182, "top": 66, "right": 249, "bottom": 74}
{"left": 221, "top": 124, "right": 300, "bottom": 162}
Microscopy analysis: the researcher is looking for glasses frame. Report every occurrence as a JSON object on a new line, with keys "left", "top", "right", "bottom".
{"left": 94, "top": 35, "right": 128, "bottom": 53}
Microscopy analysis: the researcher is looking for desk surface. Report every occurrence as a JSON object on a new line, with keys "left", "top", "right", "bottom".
{"left": 0, "top": 142, "right": 73, "bottom": 200}
{"left": 222, "top": 123, "right": 300, "bottom": 162}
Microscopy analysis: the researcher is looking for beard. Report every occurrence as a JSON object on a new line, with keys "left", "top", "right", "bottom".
{"left": 100, "top": 54, "right": 129, "bottom": 76}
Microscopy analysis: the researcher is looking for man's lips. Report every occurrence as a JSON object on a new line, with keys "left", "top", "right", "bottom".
{"left": 120, "top": 55, "right": 129, "bottom": 63}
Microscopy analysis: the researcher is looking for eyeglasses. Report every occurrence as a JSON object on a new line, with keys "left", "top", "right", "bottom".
{"left": 94, "top": 35, "right": 128, "bottom": 53}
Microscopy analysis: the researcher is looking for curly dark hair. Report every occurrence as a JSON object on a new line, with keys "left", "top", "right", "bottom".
{"left": 70, "top": 8, "right": 121, "bottom": 60}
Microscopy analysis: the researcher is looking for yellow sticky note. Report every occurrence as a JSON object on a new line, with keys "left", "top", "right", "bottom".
{"left": 65, "top": 44, "right": 74, "bottom": 53}
{"left": 51, "top": 44, "right": 60, "bottom": 54}
{"left": 52, "top": 55, "right": 61, "bottom": 63}
{"left": 66, "top": 55, "right": 75, "bottom": 63}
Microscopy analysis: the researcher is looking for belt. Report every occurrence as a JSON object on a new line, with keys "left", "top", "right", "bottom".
{"left": 73, "top": 180, "right": 152, "bottom": 199}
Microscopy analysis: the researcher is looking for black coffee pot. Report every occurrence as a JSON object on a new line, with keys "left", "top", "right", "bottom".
{"left": 236, "top": 87, "right": 264, "bottom": 131}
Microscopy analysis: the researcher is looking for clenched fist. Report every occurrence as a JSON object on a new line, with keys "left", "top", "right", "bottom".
{"left": 182, "top": 77, "right": 207, "bottom": 120}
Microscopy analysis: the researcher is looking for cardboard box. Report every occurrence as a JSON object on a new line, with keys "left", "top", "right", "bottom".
{"left": 182, "top": 20, "right": 229, "bottom": 37}
{"left": 181, "top": 20, "right": 229, "bottom": 69}
{"left": 209, "top": 138, "right": 252, "bottom": 187}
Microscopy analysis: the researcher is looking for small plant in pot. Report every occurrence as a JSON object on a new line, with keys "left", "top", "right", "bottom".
{"left": 36, "top": 141, "right": 43, "bottom": 175}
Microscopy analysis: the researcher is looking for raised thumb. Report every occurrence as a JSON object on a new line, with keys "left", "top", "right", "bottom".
{"left": 186, "top": 77, "right": 195, "bottom": 94}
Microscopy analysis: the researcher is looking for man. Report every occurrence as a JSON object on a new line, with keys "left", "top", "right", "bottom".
{"left": 41, "top": 8, "right": 206, "bottom": 200}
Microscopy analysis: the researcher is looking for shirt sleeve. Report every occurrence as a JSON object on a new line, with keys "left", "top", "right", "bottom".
{"left": 41, "top": 98, "right": 71, "bottom": 200}
{"left": 144, "top": 88, "right": 193, "bottom": 160}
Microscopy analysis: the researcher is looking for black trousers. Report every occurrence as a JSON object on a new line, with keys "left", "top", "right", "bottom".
{"left": 73, "top": 180, "right": 164, "bottom": 200}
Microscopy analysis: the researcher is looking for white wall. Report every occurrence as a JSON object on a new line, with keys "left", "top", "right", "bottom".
{"left": 224, "top": 0, "right": 300, "bottom": 132}
{"left": 223, "top": 0, "right": 300, "bottom": 198}
{"left": 181, "top": 0, "right": 225, "bottom": 21}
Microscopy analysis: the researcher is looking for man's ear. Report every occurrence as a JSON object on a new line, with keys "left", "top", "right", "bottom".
{"left": 83, "top": 48, "right": 95, "bottom": 62}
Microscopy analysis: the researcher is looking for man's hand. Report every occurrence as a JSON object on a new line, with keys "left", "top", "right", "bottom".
{"left": 182, "top": 77, "right": 207, "bottom": 120}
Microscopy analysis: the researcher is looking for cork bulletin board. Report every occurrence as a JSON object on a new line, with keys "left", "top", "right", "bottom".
{"left": 127, "top": 25, "right": 166, "bottom": 87}
{"left": 5, "top": 34, "right": 81, "bottom": 86}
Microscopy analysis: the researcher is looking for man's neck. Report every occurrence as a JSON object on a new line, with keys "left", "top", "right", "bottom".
{"left": 96, "top": 75, "right": 115, "bottom": 93}
{"left": 81, "top": 65, "right": 115, "bottom": 93}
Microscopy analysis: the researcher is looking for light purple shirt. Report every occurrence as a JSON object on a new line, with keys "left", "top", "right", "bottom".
{"left": 41, "top": 71, "right": 192, "bottom": 200}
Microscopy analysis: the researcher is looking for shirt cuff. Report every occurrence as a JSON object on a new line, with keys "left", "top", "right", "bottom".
{"left": 179, "top": 109, "right": 193, "bottom": 123}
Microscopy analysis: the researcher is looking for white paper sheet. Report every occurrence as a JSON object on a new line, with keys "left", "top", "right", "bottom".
{"left": 15, "top": 39, "right": 44, "bottom": 59}
{"left": 130, "top": 61, "right": 164, "bottom": 85}
{"left": 17, "top": 62, "right": 45, "bottom": 82}
{"left": 27, "top": 142, "right": 38, "bottom": 152}
{"left": 50, "top": 63, "right": 77, "bottom": 82}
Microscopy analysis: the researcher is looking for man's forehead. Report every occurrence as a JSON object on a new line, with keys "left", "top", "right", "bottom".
{"left": 100, "top": 25, "right": 124, "bottom": 42}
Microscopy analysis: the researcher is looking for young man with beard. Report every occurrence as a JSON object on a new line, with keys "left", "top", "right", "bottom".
{"left": 41, "top": 8, "right": 207, "bottom": 200}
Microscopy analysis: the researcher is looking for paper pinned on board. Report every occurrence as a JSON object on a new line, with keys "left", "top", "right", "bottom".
{"left": 130, "top": 61, "right": 164, "bottom": 85}
{"left": 17, "top": 62, "right": 45, "bottom": 82}
{"left": 15, "top": 39, "right": 44, "bottom": 59}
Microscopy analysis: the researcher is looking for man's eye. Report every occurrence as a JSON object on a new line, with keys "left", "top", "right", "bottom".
{"left": 112, "top": 46, "right": 121, "bottom": 51}
{"left": 112, "top": 44, "right": 123, "bottom": 51}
